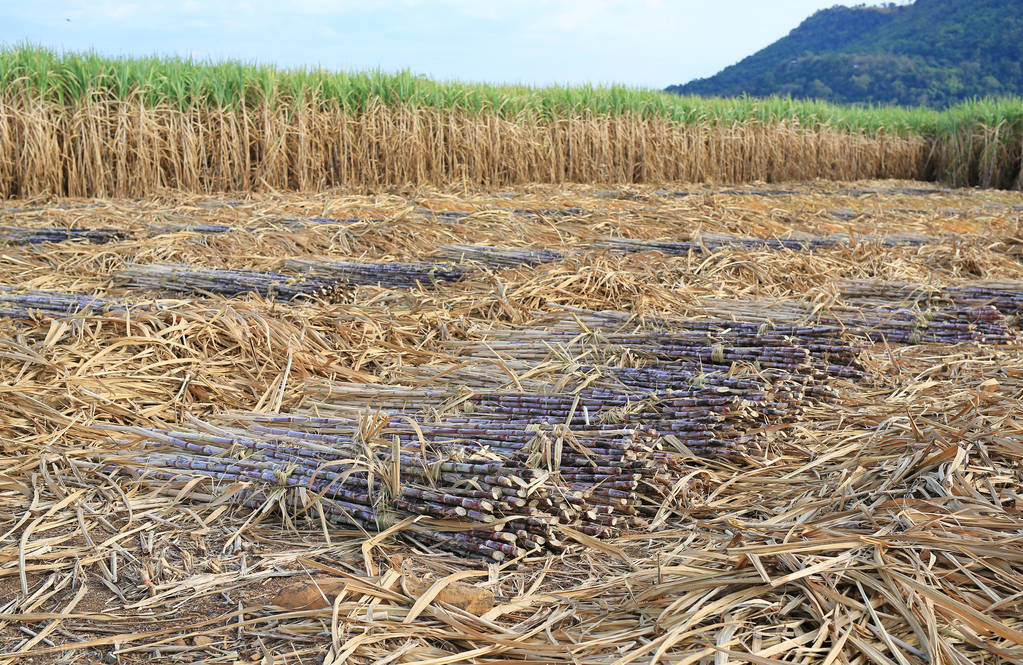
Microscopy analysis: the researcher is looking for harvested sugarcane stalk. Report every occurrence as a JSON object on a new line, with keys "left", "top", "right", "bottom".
{"left": 417, "top": 207, "right": 584, "bottom": 223}
{"left": 87, "top": 291, "right": 1011, "bottom": 563}
{"left": 116, "top": 263, "right": 343, "bottom": 300}
{"left": 284, "top": 257, "right": 471, "bottom": 288}
{"left": 434, "top": 231, "right": 937, "bottom": 271}
{"left": 837, "top": 278, "right": 1023, "bottom": 320}
{"left": 545, "top": 301, "right": 1013, "bottom": 346}
{"left": 147, "top": 221, "right": 233, "bottom": 235}
{"left": 103, "top": 413, "right": 672, "bottom": 559}
{"left": 435, "top": 244, "right": 567, "bottom": 268}
{"left": 0, "top": 225, "right": 130, "bottom": 246}
{"left": 0, "top": 285, "right": 153, "bottom": 318}
{"left": 594, "top": 232, "right": 935, "bottom": 256}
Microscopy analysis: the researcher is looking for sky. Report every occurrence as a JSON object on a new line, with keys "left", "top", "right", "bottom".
{"left": 1, "top": 1, "right": 901, "bottom": 89}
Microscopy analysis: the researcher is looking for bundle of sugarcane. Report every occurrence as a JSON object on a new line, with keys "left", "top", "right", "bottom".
{"left": 0, "top": 225, "right": 130, "bottom": 246}
{"left": 944, "top": 285, "right": 1023, "bottom": 319}
{"left": 301, "top": 317, "right": 819, "bottom": 458}
{"left": 277, "top": 216, "right": 384, "bottom": 227}
{"left": 383, "top": 359, "right": 553, "bottom": 391}
{"left": 147, "top": 221, "right": 233, "bottom": 235}
{"left": 655, "top": 188, "right": 799, "bottom": 198}
{"left": 833, "top": 306, "right": 1014, "bottom": 345}
{"left": 284, "top": 257, "right": 471, "bottom": 288}
{"left": 448, "top": 326, "right": 862, "bottom": 378}
{"left": 685, "top": 299, "right": 1013, "bottom": 343}
{"left": 416, "top": 209, "right": 474, "bottom": 223}
{"left": 462, "top": 389, "right": 796, "bottom": 437}
{"left": 585, "top": 237, "right": 699, "bottom": 255}
{"left": 303, "top": 378, "right": 790, "bottom": 457}
{"left": 309, "top": 216, "right": 370, "bottom": 224}
{"left": 573, "top": 363, "right": 832, "bottom": 401}
{"left": 510, "top": 207, "right": 584, "bottom": 217}
{"left": 590, "top": 310, "right": 1011, "bottom": 348}
{"left": 234, "top": 413, "right": 681, "bottom": 474}
{"left": 454, "top": 337, "right": 825, "bottom": 374}
{"left": 594, "top": 232, "right": 934, "bottom": 256}
{"left": 835, "top": 280, "right": 942, "bottom": 304}
{"left": 715, "top": 188, "right": 801, "bottom": 196}
{"left": 417, "top": 207, "right": 583, "bottom": 222}
{"left": 402, "top": 318, "right": 836, "bottom": 400}
{"left": 837, "top": 279, "right": 1023, "bottom": 321}
{"left": 0, "top": 202, "right": 105, "bottom": 214}
{"left": 828, "top": 209, "right": 861, "bottom": 221}
{"left": 838, "top": 186, "right": 947, "bottom": 197}
{"left": 0, "top": 285, "right": 143, "bottom": 319}
{"left": 117, "top": 263, "right": 341, "bottom": 300}
{"left": 544, "top": 300, "right": 1013, "bottom": 346}
{"left": 106, "top": 416, "right": 677, "bottom": 560}
{"left": 434, "top": 244, "right": 566, "bottom": 268}
{"left": 439, "top": 232, "right": 934, "bottom": 271}
{"left": 395, "top": 355, "right": 827, "bottom": 402}
{"left": 152, "top": 216, "right": 379, "bottom": 234}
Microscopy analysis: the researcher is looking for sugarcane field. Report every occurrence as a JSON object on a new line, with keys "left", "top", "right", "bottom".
{"left": 0, "top": 180, "right": 1019, "bottom": 663}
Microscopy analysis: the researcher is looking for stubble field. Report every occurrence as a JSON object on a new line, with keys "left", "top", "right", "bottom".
{"left": 1, "top": 181, "right": 1022, "bottom": 664}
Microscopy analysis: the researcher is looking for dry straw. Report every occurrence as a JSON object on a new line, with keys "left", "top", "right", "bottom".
{"left": 0, "top": 183, "right": 1022, "bottom": 662}
{"left": 0, "top": 100, "right": 927, "bottom": 197}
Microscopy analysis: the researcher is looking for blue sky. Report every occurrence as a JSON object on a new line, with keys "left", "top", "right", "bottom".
{"left": 2, "top": 1, "right": 900, "bottom": 88}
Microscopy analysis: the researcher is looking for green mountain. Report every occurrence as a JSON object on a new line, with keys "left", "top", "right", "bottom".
{"left": 667, "top": 0, "right": 1023, "bottom": 108}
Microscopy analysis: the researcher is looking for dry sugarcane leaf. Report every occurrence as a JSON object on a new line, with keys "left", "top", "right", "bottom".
{"left": 271, "top": 577, "right": 350, "bottom": 610}
{"left": 2, "top": 184, "right": 1023, "bottom": 665}
{"left": 402, "top": 571, "right": 494, "bottom": 620}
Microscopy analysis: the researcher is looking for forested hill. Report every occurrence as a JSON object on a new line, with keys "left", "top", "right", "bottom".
{"left": 667, "top": 0, "right": 1023, "bottom": 108}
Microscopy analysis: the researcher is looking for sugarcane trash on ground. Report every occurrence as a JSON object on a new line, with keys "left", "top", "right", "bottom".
{"left": 1, "top": 181, "right": 1022, "bottom": 664}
